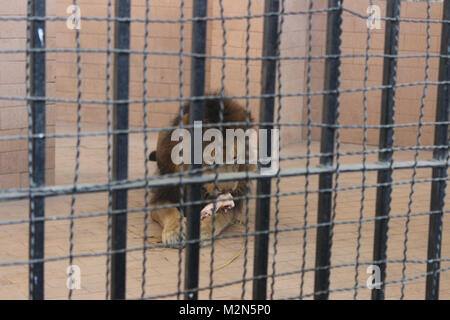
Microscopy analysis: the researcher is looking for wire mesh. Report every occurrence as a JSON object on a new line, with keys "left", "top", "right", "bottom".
{"left": 0, "top": 0, "right": 448, "bottom": 300}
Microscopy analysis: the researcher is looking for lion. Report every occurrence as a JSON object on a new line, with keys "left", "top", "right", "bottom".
{"left": 149, "top": 95, "right": 255, "bottom": 248}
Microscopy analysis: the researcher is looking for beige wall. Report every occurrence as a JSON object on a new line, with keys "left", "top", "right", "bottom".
{"left": 0, "top": 1, "right": 55, "bottom": 189}
{"left": 206, "top": 0, "right": 263, "bottom": 120}
{"left": 55, "top": 0, "right": 308, "bottom": 146}
{"left": 0, "top": 0, "right": 445, "bottom": 189}
{"left": 304, "top": 0, "right": 442, "bottom": 147}
{"left": 278, "top": 0, "right": 308, "bottom": 145}
{"left": 55, "top": 0, "right": 443, "bottom": 149}
{"left": 55, "top": 0, "right": 193, "bottom": 128}
{"left": 207, "top": 0, "right": 309, "bottom": 146}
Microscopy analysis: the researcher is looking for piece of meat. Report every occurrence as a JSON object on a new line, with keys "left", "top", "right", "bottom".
{"left": 200, "top": 192, "right": 235, "bottom": 219}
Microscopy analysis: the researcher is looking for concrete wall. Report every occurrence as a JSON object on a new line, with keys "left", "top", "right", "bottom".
{"left": 54, "top": 0, "right": 309, "bottom": 147}
{"left": 0, "top": 1, "right": 55, "bottom": 189}
{"left": 0, "top": 0, "right": 445, "bottom": 189}
{"left": 55, "top": 0, "right": 193, "bottom": 128}
{"left": 304, "top": 0, "right": 442, "bottom": 146}
{"left": 54, "top": 0, "right": 442, "bottom": 148}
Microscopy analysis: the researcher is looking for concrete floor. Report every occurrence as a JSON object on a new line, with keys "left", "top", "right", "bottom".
{"left": 0, "top": 122, "right": 449, "bottom": 299}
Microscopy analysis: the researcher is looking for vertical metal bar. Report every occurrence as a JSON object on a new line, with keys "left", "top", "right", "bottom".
{"left": 110, "top": 0, "right": 130, "bottom": 300}
{"left": 28, "top": 0, "right": 46, "bottom": 300}
{"left": 372, "top": 0, "right": 401, "bottom": 300}
{"left": 313, "top": 0, "right": 343, "bottom": 300}
{"left": 184, "top": 0, "right": 207, "bottom": 300}
{"left": 252, "top": 0, "right": 280, "bottom": 300}
{"left": 425, "top": 0, "right": 450, "bottom": 300}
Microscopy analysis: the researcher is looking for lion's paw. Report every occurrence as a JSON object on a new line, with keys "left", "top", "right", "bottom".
{"left": 199, "top": 231, "right": 213, "bottom": 247}
{"left": 162, "top": 223, "right": 185, "bottom": 248}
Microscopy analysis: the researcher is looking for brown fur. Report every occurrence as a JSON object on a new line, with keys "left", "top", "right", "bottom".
{"left": 150, "top": 95, "right": 254, "bottom": 247}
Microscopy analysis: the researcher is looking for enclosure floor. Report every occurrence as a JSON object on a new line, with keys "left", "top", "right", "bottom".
{"left": 0, "top": 122, "right": 449, "bottom": 300}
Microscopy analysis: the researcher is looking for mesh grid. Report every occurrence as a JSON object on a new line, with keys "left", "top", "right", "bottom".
{"left": 0, "top": 0, "right": 448, "bottom": 300}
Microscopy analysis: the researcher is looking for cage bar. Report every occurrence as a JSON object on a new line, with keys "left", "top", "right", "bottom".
{"left": 425, "top": 0, "right": 450, "bottom": 300}
{"left": 372, "top": 0, "right": 401, "bottom": 300}
{"left": 184, "top": 0, "right": 208, "bottom": 300}
{"left": 3, "top": 158, "right": 448, "bottom": 202}
{"left": 313, "top": 0, "right": 343, "bottom": 300}
{"left": 252, "top": 0, "right": 280, "bottom": 300}
{"left": 110, "top": 0, "right": 131, "bottom": 300}
{"left": 28, "top": 0, "right": 46, "bottom": 301}
{"left": 0, "top": 0, "right": 447, "bottom": 301}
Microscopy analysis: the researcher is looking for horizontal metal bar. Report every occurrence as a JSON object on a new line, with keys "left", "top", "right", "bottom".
{"left": 2, "top": 80, "right": 450, "bottom": 105}
{"left": 1, "top": 159, "right": 448, "bottom": 202}
{"left": 0, "top": 8, "right": 338, "bottom": 24}
{"left": 2, "top": 122, "right": 450, "bottom": 144}
{"left": 4, "top": 8, "right": 450, "bottom": 25}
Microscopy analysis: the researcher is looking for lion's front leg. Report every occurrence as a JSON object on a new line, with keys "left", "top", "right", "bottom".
{"left": 151, "top": 202, "right": 186, "bottom": 248}
{"left": 199, "top": 208, "right": 236, "bottom": 247}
